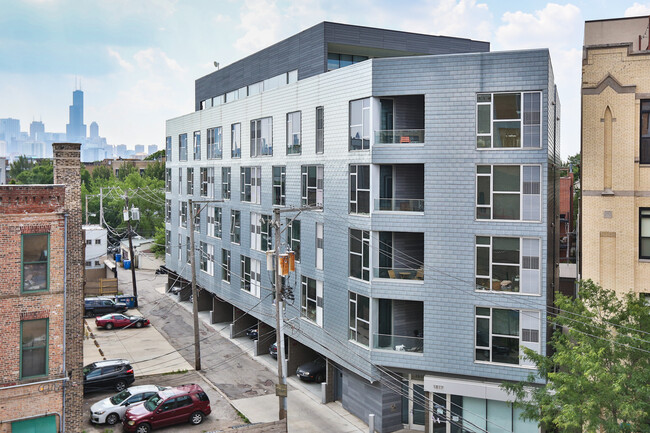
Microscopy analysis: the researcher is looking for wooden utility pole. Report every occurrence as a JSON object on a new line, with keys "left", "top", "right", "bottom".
{"left": 125, "top": 191, "right": 138, "bottom": 308}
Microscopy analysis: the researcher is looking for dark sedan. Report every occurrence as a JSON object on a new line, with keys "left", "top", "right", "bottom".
{"left": 95, "top": 313, "right": 150, "bottom": 330}
{"left": 296, "top": 357, "right": 326, "bottom": 382}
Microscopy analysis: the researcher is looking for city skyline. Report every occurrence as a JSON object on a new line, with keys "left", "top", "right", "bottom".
{"left": 2, "top": 1, "right": 650, "bottom": 157}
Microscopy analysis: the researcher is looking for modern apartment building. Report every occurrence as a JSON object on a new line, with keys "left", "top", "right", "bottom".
{"left": 582, "top": 16, "right": 650, "bottom": 298}
{"left": 165, "top": 22, "right": 559, "bottom": 433}
{"left": 0, "top": 143, "right": 84, "bottom": 432}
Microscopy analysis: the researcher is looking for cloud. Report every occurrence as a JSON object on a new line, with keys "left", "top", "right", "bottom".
{"left": 234, "top": 0, "right": 283, "bottom": 54}
{"left": 108, "top": 48, "right": 133, "bottom": 71}
{"left": 133, "top": 48, "right": 185, "bottom": 74}
{"left": 625, "top": 2, "right": 650, "bottom": 16}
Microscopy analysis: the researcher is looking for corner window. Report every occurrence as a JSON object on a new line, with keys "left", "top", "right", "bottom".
{"left": 222, "top": 167, "right": 231, "bottom": 200}
{"left": 179, "top": 133, "right": 188, "bottom": 161}
{"left": 272, "top": 166, "right": 286, "bottom": 206}
{"left": 349, "top": 98, "right": 370, "bottom": 150}
{"left": 349, "top": 229, "right": 370, "bottom": 281}
{"left": 230, "top": 210, "right": 240, "bottom": 244}
{"left": 475, "top": 307, "right": 540, "bottom": 366}
{"left": 301, "top": 276, "right": 323, "bottom": 326}
{"left": 476, "top": 236, "right": 540, "bottom": 294}
{"left": 287, "top": 219, "right": 300, "bottom": 262}
{"left": 641, "top": 208, "right": 650, "bottom": 259}
{"left": 166, "top": 136, "right": 172, "bottom": 162}
{"left": 207, "top": 127, "right": 223, "bottom": 159}
{"left": 349, "top": 292, "right": 370, "bottom": 346}
{"left": 476, "top": 92, "right": 541, "bottom": 149}
{"left": 476, "top": 165, "right": 541, "bottom": 221}
{"left": 222, "top": 249, "right": 231, "bottom": 283}
{"left": 240, "top": 167, "right": 261, "bottom": 204}
{"left": 316, "top": 106, "right": 324, "bottom": 154}
{"left": 193, "top": 131, "right": 201, "bottom": 160}
{"left": 250, "top": 117, "right": 273, "bottom": 157}
{"left": 231, "top": 123, "right": 241, "bottom": 158}
{"left": 349, "top": 164, "right": 370, "bottom": 214}
{"left": 22, "top": 233, "right": 49, "bottom": 292}
{"left": 286, "top": 111, "right": 301, "bottom": 155}
{"left": 301, "top": 165, "right": 323, "bottom": 207}
{"left": 21, "top": 319, "right": 48, "bottom": 378}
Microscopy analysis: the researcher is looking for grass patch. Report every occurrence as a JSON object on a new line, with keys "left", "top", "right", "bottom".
{"left": 237, "top": 410, "right": 251, "bottom": 424}
{"left": 162, "top": 369, "right": 189, "bottom": 376}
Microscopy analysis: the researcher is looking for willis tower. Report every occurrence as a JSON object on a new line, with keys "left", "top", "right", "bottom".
{"left": 66, "top": 89, "right": 86, "bottom": 141}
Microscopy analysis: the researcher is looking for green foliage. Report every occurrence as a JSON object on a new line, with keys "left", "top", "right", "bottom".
{"left": 145, "top": 149, "right": 165, "bottom": 160}
{"left": 503, "top": 280, "right": 650, "bottom": 433}
{"left": 143, "top": 160, "right": 165, "bottom": 181}
{"left": 92, "top": 165, "right": 113, "bottom": 181}
{"left": 117, "top": 162, "right": 138, "bottom": 181}
{"left": 151, "top": 226, "right": 166, "bottom": 259}
{"left": 14, "top": 159, "right": 53, "bottom": 184}
{"left": 9, "top": 155, "right": 36, "bottom": 180}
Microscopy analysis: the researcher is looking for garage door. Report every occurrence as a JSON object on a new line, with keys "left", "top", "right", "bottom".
{"left": 11, "top": 415, "right": 57, "bottom": 433}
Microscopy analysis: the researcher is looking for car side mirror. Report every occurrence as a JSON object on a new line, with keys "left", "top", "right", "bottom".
{"left": 123, "top": 402, "right": 130, "bottom": 406}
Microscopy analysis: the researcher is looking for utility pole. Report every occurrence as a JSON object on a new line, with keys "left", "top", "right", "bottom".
{"left": 125, "top": 191, "right": 138, "bottom": 308}
{"left": 272, "top": 205, "right": 322, "bottom": 421}
{"left": 188, "top": 198, "right": 223, "bottom": 371}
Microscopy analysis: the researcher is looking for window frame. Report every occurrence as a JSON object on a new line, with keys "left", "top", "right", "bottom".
{"left": 349, "top": 164, "right": 370, "bottom": 215}
{"left": 186, "top": 168, "right": 194, "bottom": 195}
{"left": 207, "top": 127, "right": 223, "bottom": 160}
{"left": 301, "top": 276, "right": 322, "bottom": 326}
{"left": 179, "top": 133, "right": 188, "bottom": 161}
{"left": 287, "top": 219, "right": 301, "bottom": 262}
{"left": 166, "top": 136, "right": 172, "bottom": 162}
{"left": 22, "top": 233, "right": 50, "bottom": 293}
{"left": 240, "top": 167, "right": 261, "bottom": 204}
{"left": 230, "top": 210, "right": 241, "bottom": 244}
{"left": 286, "top": 111, "right": 302, "bottom": 155}
{"left": 193, "top": 131, "right": 201, "bottom": 160}
{"left": 231, "top": 123, "right": 241, "bottom": 159}
{"left": 349, "top": 98, "right": 371, "bottom": 151}
{"left": 476, "top": 164, "right": 541, "bottom": 222}
{"left": 348, "top": 292, "right": 370, "bottom": 347}
{"left": 640, "top": 208, "right": 650, "bottom": 259}
{"left": 250, "top": 117, "right": 273, "bottom": 157}
{"left": 476, "top": 92, "right": 542, "bottom": 149}
{"left": 20, "top": 318, "right": 49, "bottom": 379}
{"left": 251, "top": 212, "right": 273, "bottom": 252}
{"left": 222, "top": 167, "right": 231, "bottom": 200}
{"left": 316, "top": 222, "right": 324, "bottom": 270}
{"left": 222, "top": 249, "right": 231, "bottom": 283}
{"left": 208, "top": 206, "right": 222, "bottom": 239}
{"left": 316, "top": 106, "right": 324, "bottom": 154}
{"left": 165, "top": 168, "right": 171, "bottom": 192}
{"left": 301, "top": 165, "right": 323, "bottom": 207}
{"left": 349, "top": 228, "right": 370, "bottom": 282}
{"left": 179, "top": 201, "right": 187, "bottom": 228}
{"left": 240, "top": 255, "right": 261, "bottom": 297}
{"left": 272, "top": 166, "right": 286, "bottom": 206}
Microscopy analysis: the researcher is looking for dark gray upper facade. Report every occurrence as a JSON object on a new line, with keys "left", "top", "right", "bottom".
{"left": 194, "top": 21, "right": 490, "bottom": 110}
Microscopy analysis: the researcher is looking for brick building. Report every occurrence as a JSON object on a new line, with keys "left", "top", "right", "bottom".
{"left": 0, "top": 143, "right": 83, "bottom": 432}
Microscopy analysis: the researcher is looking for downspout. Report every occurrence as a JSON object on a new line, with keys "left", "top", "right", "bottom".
{"left": 61, "top": 213, "right": 67, "bottom": 433}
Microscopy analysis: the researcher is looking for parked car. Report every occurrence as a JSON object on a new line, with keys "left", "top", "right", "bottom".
{"left": 95, "top": 313, "right": 150, "bottom": 330}
{"left": 85, "top": 297, "right": 128, "bottom": 318}
{"left": 122, "top": 384, "right": 211, "bottom": 432}
{"left": 246, "top": 327, "right": 258, "bottom": 339}
{"left": 296, "top": 357, "right": 327, "bottom": 382}
{"left": 268, "top": 342, "right": 288, "bottom": 359}
{"left": 83, "top": 359, "right": 135, "bottom": 393}
{"left": 90, "top": 385, "right": 168, "bottom": 425}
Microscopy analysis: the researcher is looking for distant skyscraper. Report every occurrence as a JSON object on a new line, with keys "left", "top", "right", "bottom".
{"left": 0, "top": 118, "right": 20, "bottom": 143}
{"left": 134, "top": 144, "right": 144, "bottom": 154}
{"left": 147, "top": 144, "right": 158, "bottom": 155}
{"left": 30, "top": 121, "right": 45, "bottom": 141}
{"left": 66, "top": 89, "right": 87, "bottom": 141}
{"left": 89, "top": 121, "right": 99, "bottom": 138}
{"left": 116, "top": 144, "right": 127, "bottom": 158}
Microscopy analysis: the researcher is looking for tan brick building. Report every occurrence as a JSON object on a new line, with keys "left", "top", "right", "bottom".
{"left": 0, "top": 143, "right": 83, "bottom": 432}
{"left": 582, "top": 16, "right": 650, "bottom": 297}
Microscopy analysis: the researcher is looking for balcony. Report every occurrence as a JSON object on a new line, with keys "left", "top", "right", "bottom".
{"left": 374, "top": 231, "right": 424, "bottom": 280}
{"left": 375, "top": 129, "right": 424, "bottom": 144}
{"left": 375, "top": 198, "right": 424, "bottom": 212}
{"left": 376, "top": 164, "right": 424, "bottom": 212}
{"left": 374, "top": 299, "right": 423, "bottom": 353}
{"left": 373, "top": 267, "right": 423, "bottom": 280}
{"left": 374, "top": 95, "right": 424, "bottom": 145}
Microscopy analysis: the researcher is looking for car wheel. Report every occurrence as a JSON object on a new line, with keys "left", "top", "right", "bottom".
{"left": 106, "top": 413, "right": 120, "bottom": 425}
{"left": 105, "top": 322, "right": 114, "bottom": 330}
{"left": 315, "top": 374, "right": 324, "bottom": 383}
{"left": 135, "top": 321, "right": 143, "bottom": 328}
{"left": 135, "top": 423, "right": 151, "bottom": 433}
{"left": 115, "top": 380, "right": 127, "bottom": 392}
{"left": 189, "top": 411, "right": 204, "bottom": 425}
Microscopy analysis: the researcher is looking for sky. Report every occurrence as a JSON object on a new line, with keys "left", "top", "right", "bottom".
{"left": 2, "top": 0, "right": 650, "bottom": 158}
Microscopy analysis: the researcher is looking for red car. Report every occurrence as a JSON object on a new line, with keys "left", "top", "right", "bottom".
{"left": 95, "top": 313, "right": 150, "bottom": 330}
{"left": 123, "top": 384, "right": 211, "bottom": 432}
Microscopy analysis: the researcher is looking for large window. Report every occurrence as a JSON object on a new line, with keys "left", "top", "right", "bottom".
{"left": 231, "top": 123, "right": 241, "bottom": 158}
{"left": 301, "top": 276, "right": 323, "bottom": 326}
{"left": 222, "top": 167, "right": 231, "bottom": 200}
{"left": 179, "top": 133, "right": 188, "bottom": 161}
{"left": 207, "top": 127, "right": 222, "bottom": 159}
{"left": 240, "top": 255, "right": 261, "bottom": 298}
{"left": 250, "top": 117, "right": 273, "bottom": 157}
{"left": 349, "top": 292, "right": 370, "bottom": 346}
{"left": 165, "top": 199, "right": 171, "bottom": 221}
{"left": 349, "top": 98, "right": 370, "bottom": 150}
{"left": 193, "top": 131, "right": 201, "bottom": 160}
{"left": 165, "top": 168, "right": 171, "bottom": 192}
{"left": 272, "top": 166, "right": 286, "bottom": 206}
{"left": 178, "top": 168, "right": 182, "bottom": 193}
{"left": 642, "top": 101, "right": 650, "bottom": 164}
{"left": 287, "top": 111, "right": 301, "bottom": 155}
{"left": 179, "top": 201, "right": 187, "bottom": 227}
{"left": 200, "top": 167, "right": 214, "bottom": 197}
{"left": 165, "top": 136, "right": 172, "bottom": 162}
{"left": 251, "top": 213, "right": 273, "bottom": 251}
{"left": 316, "top": 106, "right": 324, "bottom": 154}
{"left": 186, "top": 168, "right": 194, "bottom": 195}
{"left": 316, "top": 222, "right": 323, "bottom": 270}
{"left": 301, "top": 165, "right": 323, "bottom": 206}
{"left": 22, "top": 233, "right": 49, "bottom": 292}
{"left": 349, "top": 229, "right": 370, "bottom": 281}
{"left": 476, "top": 236, "right": 540, "bottom": 294}
{"left": 222, "top": 249, "right": 231, "bottom": 283}
{"left": 230, "top": 210, "right": 240, "bottom": 244}
{"left": 476, "top": 92, "right": 541, "bottom": 148}
{"left": 349, "top": 164, "right": 370, "bottom": 214}
{"left": 240, "top": 167, "right": 261, "bottom": 204}
{"left": 192, "top": 203, "right": 200, "bottom": 233}
{"left": 208, "top": 207, "right": 222, "bottom": 238}
{"left": 641, "top": 208, "right": 650, "bottom": 259}
{"left": 476, "top": 165, "right": 541, "bottom": 221}
{"left": 328, "top": 53, "right": 368, "bottom": 70}
{"left": 475, "top": 307, "right": 540, "bottom": 366}
{"left": 21, "top": 319, "right": 48, "bottom": 378}
{"left": 287, "top": 219, "right": 301, "bottom": 262}
{"left": 200, "top": 242, "right": 213, "bottom": 275}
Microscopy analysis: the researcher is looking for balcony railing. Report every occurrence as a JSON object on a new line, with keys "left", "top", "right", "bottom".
{"left": 373, "top": 333, "right": 423, "bottom": 353}
{"left": 374, "top": 129, "right": 424, "bottom": 144}
{"left": 375, "top": 198, "right": 424, "bottom": 212}
{"left": 373, "top": 266, "right": 424, "bottom": 280}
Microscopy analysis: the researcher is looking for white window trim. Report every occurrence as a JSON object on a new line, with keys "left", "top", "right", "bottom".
{"left": 348, "top": 291, "right": 371, "bottom": 348}
{"left": 300, "top": 276, "right": 322, "bottom": 327}
{"left": 349, "top": 229, "right": 370, "bottom": 282}
{"left": 475, "top": 164, "right": 542, "bottom": 222}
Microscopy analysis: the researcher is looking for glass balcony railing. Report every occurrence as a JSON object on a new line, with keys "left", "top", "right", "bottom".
{"left": 373, "top": 333, "right": 423, "bottom": 353}
{"left": 373, "top": 267, "right": 424, "bottom": 280}
{"left": 374, "top": 129, "right": 424, "bottom": 144}
{"left": 375, "top": 198, "right": 424, "bottom": 212}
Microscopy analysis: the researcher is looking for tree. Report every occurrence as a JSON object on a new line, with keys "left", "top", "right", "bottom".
{"left": 503, "top": 280, "right": 650, "bottom": 433}
{"left": 151, "top": 226, "right": 166, "bottom": 258}
{"left": 117, "top": 162, "right": 138, "bottom": 181}
{"left": 143, "top": 160, "right": 165, "bottom": 181}
{"left": 145, "top": 149, "right": 165, "bottom": 161}
{"left": 13, "top": 159, "right": 53, "bottom": 184}
{"left": 92, "top": 165, "right": 113, "bottom": 181}
{"left": 9, "top": 155, "right": 35, "bottom": 180}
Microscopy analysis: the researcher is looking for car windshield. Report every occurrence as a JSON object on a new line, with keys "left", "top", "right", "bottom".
{"left": 82, "top": 364, "right": 94, "bottom": 375}
{"left": 100, "top": 314, "right": 112, "bottom": 319}
{"left": 143, "top": 394, "right": 162, "bottom": 411}
{"left": 110, "top": 390, "right": 131, "bottom": 405}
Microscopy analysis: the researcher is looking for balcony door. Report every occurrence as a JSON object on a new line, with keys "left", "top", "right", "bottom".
{"left": 402, "top": 376, "right": 426, "bottom": 431}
